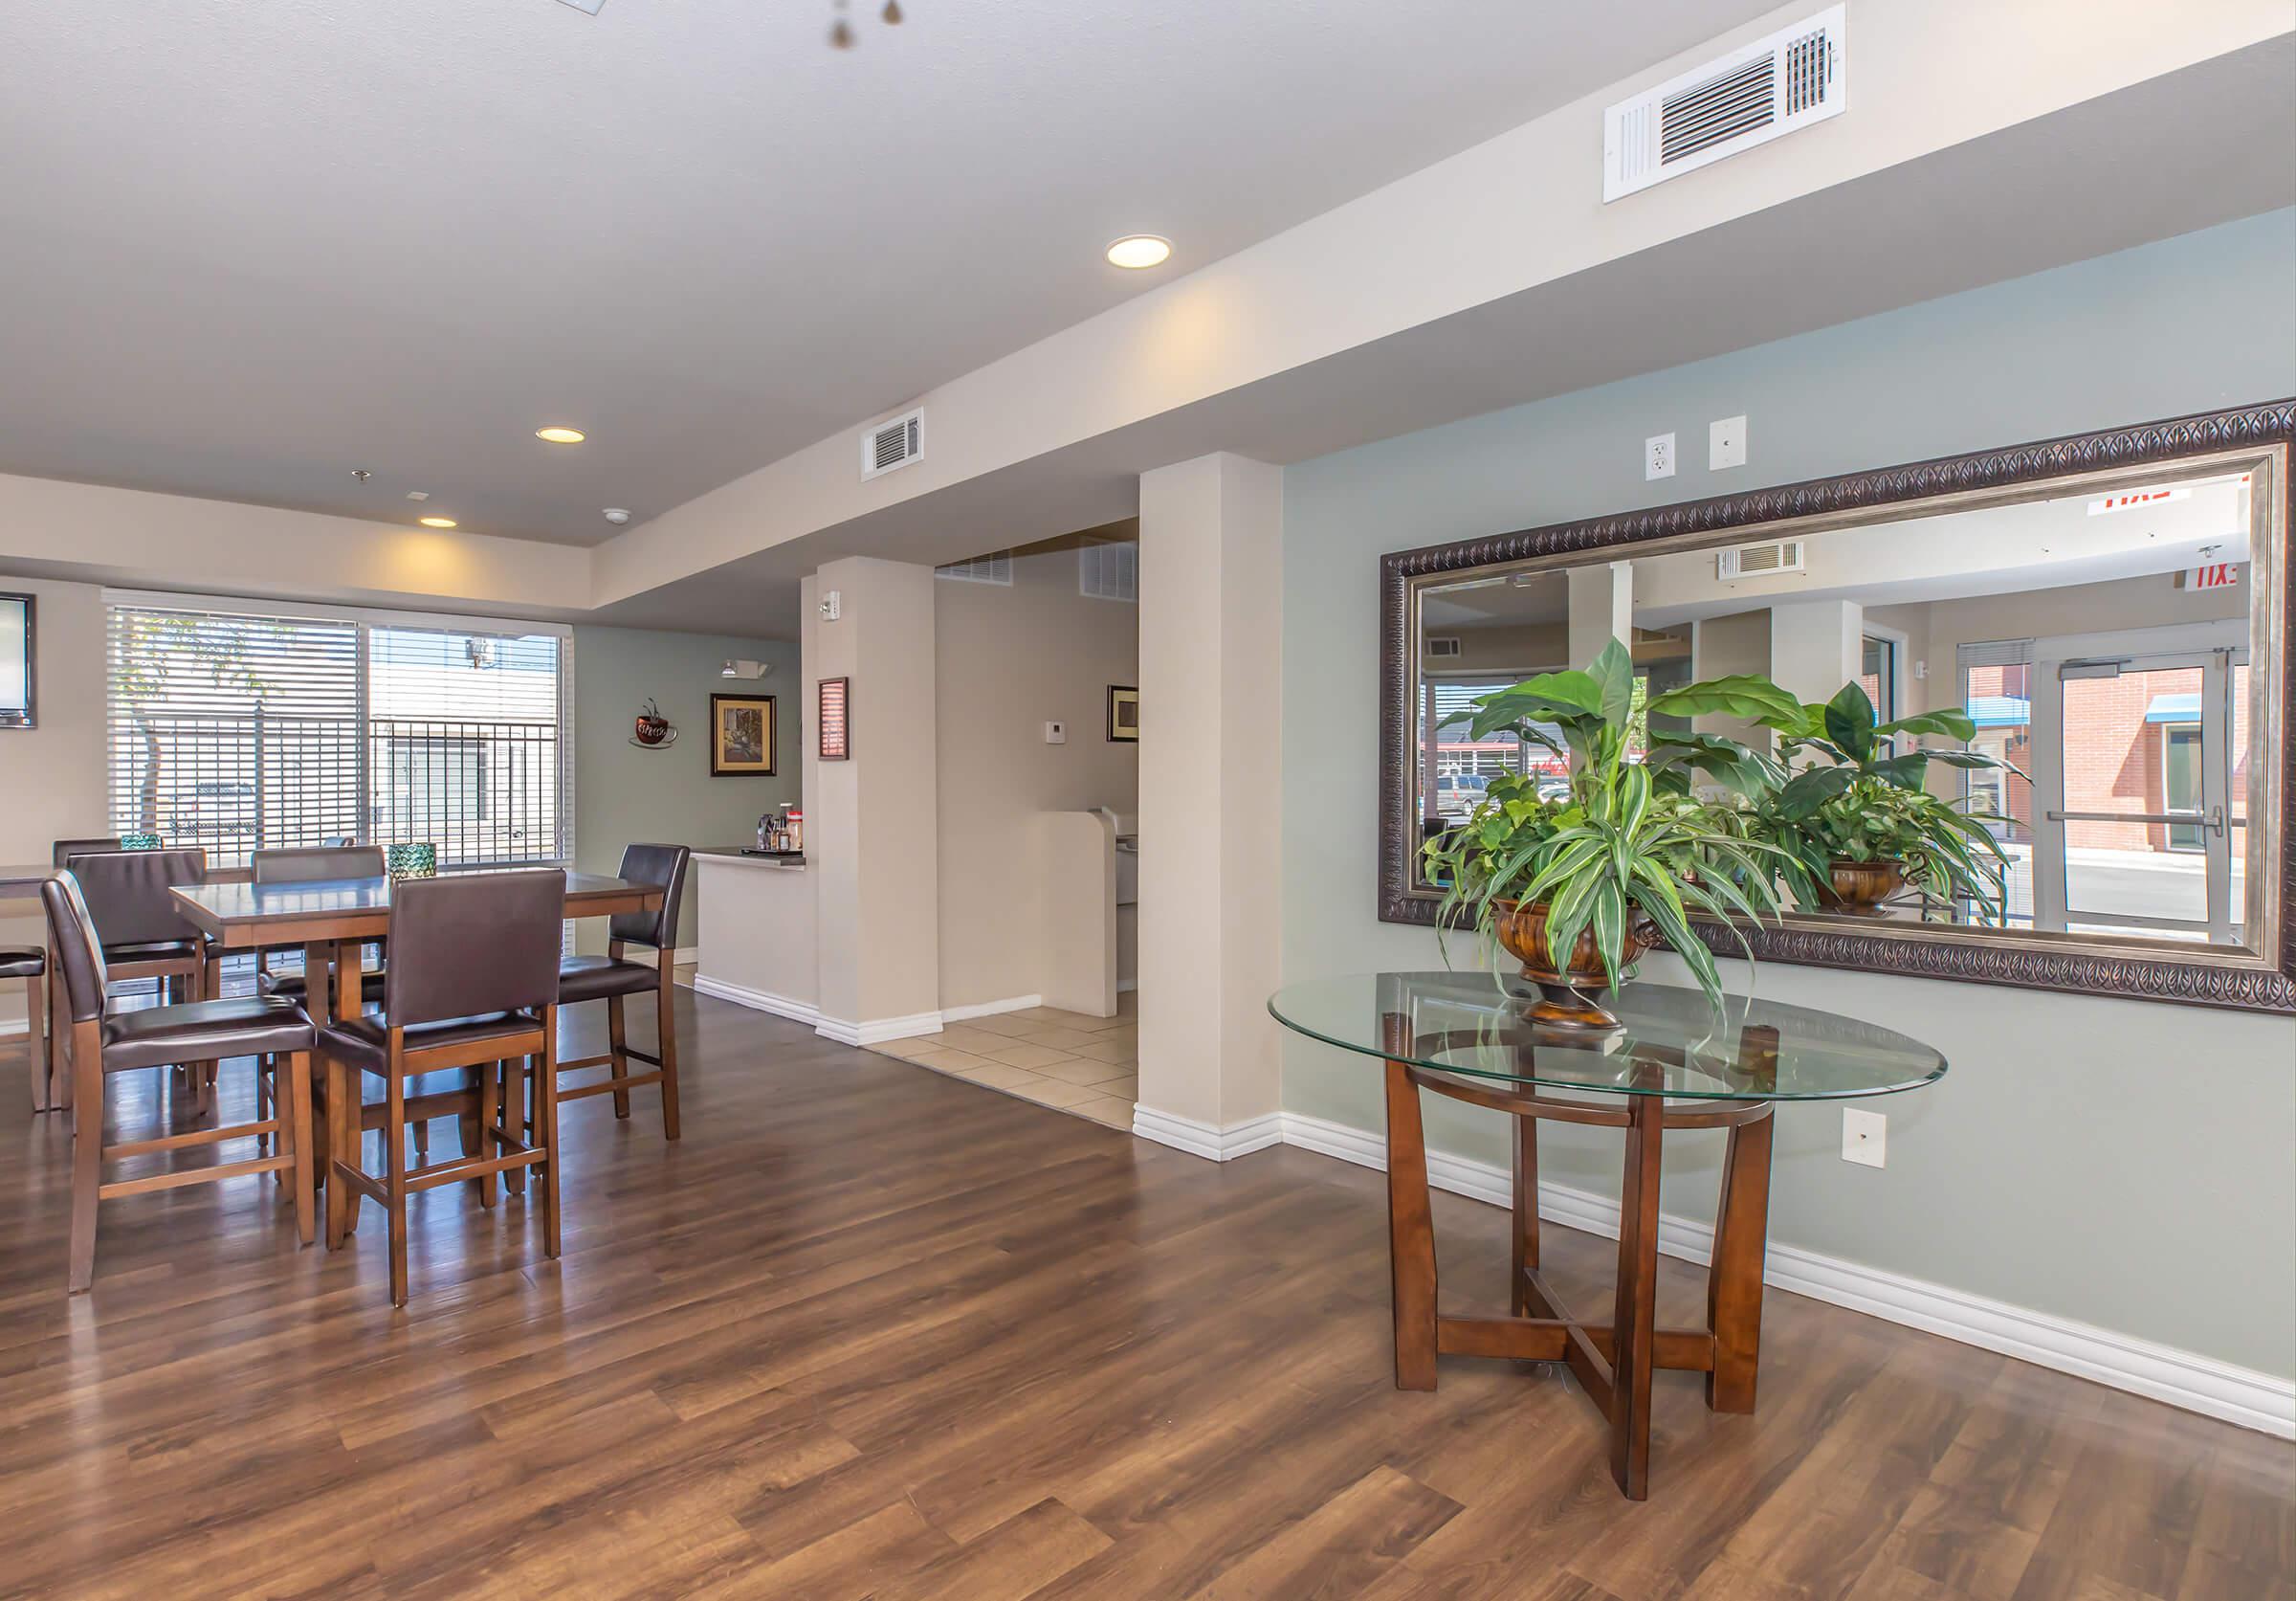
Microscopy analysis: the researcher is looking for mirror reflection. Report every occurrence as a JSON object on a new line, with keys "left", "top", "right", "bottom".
{"left": 1413, "top": 466, "right": 2264, "bottom": 949}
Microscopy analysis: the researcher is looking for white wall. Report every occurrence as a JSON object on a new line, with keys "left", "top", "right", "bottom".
{"left": 934, "top": 539, "right": 1139, "bottom": 1012}
{"left": 1279, "top": 211, "right": 2296, "bottom": 1380}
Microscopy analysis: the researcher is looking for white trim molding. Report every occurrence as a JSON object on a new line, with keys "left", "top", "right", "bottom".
{"left": 941, "top": 994, "right": 1042, "bottom": 1023}
{"left": 690, "top": 974, "right": 820, "bottom": 1030}
{"left": 818, "top": 1010, "right": 944, "bottom": 1048}
{"left": 1278, "top": 1109, "right": 2294, "bottom": 1440}
{"left": 1130, "top": 1104, "right": 1284, "bottom": 1163}
{"left": 0, "top": 1018, "right": 28, "bottom": 1040}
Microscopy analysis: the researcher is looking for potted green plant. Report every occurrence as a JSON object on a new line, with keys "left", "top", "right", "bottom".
{"left": 1423, "top": 641, "right": 1799, "bottom": 1028}
{"left": 1755, "top": 682, "right": 2022, "bottom": 919}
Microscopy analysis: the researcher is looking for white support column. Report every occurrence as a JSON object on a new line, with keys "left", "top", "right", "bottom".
{"left": 1134, "top": 454, "right": 1285, "bottom": 1158}
{"left": 803, "top": 558, "right": 942, "bottom": 1046}
{"left": 1567, "top": 561, "right": 1634, "bottom": 668}
{"left": 1768, "top": 599, "right": 1866, "bottom": 705}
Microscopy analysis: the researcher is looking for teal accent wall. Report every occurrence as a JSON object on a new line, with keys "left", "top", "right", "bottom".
{"left": 1279, "top": 210, "right": 2296, "bottom": 1377}
{"left": 573, "top": 625, "right": 801, "bottom": 950}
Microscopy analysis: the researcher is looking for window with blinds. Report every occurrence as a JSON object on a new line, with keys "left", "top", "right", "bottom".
{"left": 106, "top": 599, "right": 569, "bottom": 871}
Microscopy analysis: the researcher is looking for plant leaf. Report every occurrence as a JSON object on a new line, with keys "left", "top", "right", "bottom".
{"left": 1823, "top": 682, "right": 1878, "bottom": 763}
{"left": 1876, "top": 708, "right": 1976, "bottom": 742}
{"left": 1587, "top": 639, "right": 1637, "bottom": 731}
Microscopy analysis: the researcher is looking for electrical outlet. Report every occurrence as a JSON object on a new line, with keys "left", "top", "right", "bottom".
{"left": 1645, "top": 433, "right": 1676, "bottom": 480}
{"left": 1710, "top": 414, "right": 1748, "bottom": 470}
{"left": 1044, "top": 721, "right": 1067, "bottom": 745}
{"left": 1842, "top": 1107, "right": 1887, "bottom": 1168}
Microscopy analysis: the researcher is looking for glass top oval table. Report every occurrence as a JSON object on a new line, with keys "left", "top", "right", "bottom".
{"left": 1269, "top": 972, "right": 1947, "bottom": 1501}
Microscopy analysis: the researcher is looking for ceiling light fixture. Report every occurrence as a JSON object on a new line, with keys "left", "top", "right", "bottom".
{"left": 1106, "top": 235, "right": 1172, "bottom": 270}
{"left": 535, "top": 426, "right": 586, "bottom": 444}
{"left": 419, "top": 516, "right": 458, "bottom": 529}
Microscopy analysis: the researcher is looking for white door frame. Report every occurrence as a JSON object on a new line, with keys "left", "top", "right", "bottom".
{"left": 2030, "top": 619, "right": 2245, "bottom": 942}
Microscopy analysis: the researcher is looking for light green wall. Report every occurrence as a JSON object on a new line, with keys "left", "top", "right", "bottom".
{"left": 1280, "top": 210, "right": 2296, "bottom": 1378}
{"left": 573, "top": 625, "right": 801, "bottom": 950}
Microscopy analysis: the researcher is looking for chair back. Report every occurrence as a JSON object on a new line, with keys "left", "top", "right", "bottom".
{"left": 384, "top": 870, "right": 565, "bottom": 1029}
{"left": 607, "top": 843, "right": 691, "bottom": 951}
{"left": 52, "top": 836, "right": 121, "bottom": 869}
{"left": 39, "top": 872, "right": 109, "bottom": 1024}
{"left": 253, "top": 845, "right": 386, "bottom": 883}
{"left": 65, "top": 848, "right": 208, "bottom": 948}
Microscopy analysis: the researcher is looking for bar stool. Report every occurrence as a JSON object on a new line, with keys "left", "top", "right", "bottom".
{"left": 63, "top": 849, "right": 217, "bottom": 1110}
{"left": 41, "top": 872, "right": 315, "bottom": 1293}
{"left": 250, "top": 845, "right": 387, "bottom": 1172}
{"left": 553, "top": 843, "right": 689, "bottom": 1140}
{"left": 319, "top": 870, "right": 565, "bottom": 1306}
{"left": 3, "top": 945, "right": 47, "bottom": 1111}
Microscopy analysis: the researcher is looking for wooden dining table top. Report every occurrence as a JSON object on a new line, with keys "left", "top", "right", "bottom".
{"left": 169, "top": 872, "right": 660, "bottom": 949}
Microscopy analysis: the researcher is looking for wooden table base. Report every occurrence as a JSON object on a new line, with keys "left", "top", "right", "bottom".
{"left": 1382, "top": 1024, "right": 1779, "bottom": 1501}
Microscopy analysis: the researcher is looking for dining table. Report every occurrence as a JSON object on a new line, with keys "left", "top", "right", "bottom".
{"left": 166, "top": 870, "right": 663, "bottom": 1032}
{"left": 1269, "top": 971, "right": 1948, "bottom": 1502}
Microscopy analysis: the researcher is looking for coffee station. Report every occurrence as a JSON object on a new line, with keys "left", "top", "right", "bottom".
{"left": 688, "top": 804, "right": 816, "bottom": 1024}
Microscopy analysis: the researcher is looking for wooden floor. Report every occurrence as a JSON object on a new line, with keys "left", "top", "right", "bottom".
{"left": 0, "top": 990, "right": 2287, "bottom": 1600}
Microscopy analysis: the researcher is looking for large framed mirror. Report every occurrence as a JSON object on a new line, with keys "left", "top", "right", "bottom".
{"left": 1379, "top": 401, "right": 2293, "bottom": 1012}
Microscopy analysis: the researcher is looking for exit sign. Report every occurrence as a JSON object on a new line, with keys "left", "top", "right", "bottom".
{"left": 2180, "top": 563, "right": 2241, "bottom": 590}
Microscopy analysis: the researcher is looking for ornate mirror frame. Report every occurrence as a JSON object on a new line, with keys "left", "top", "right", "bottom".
{"left": 1378, "top": 400, "right": 2295, "bottom": 1013}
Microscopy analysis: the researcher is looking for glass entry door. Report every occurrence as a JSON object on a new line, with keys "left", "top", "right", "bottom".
{"left": 2029, "top": 624, "right": 2246, "bottom": 943}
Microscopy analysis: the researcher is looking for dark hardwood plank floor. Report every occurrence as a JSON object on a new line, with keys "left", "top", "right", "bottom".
{"left": 0, "top": 990, "right": 2286, "bottom": 1599}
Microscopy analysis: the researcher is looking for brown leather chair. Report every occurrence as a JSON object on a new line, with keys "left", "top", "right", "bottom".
{"left": 62, "top": 849, "right": 218, "bottom": 1110}
{"left": 319, "top": 870, "right": 566, "bottom": 1305}
{"left": 41, "top": 839, "right": 120, "bottom": 1096}
{"left": 42, "top": 871, "right": 315, "bottom": 1293}
{"left": 251, "top": 845, "right": 388, "bottom": 1007}
{"left": 53, "top": 837, "right": 121, "bottom": 868}
{"left": 553, "top": 843, "right": 689, "bottom": 1140}
{"left": 3, "top": 945, "right": 46, "bottom": 1111}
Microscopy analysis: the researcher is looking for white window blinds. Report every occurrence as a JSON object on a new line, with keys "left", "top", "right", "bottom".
{"left": 107, "top": 603, "right": 361, "bottom": 866}
{"left": 106, "top": 599, "right": 569, "bottom": 872}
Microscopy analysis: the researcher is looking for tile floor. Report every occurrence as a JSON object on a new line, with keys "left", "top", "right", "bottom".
{"left": 867, "top": 993, "right": 1138, "bottom": 1128}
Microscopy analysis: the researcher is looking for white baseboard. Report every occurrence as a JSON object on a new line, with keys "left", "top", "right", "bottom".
{"left": 819, "top": 1010, "right": 945, "bottom": 1048}
{"left": 941, "top": 994, "right": 1042, "bottom": 1023}
{"left": 1130, "top": 1104, "right": 1284, "bottom": 1162}
{"left": 691, "top": 974, "right": 820, "bottom": 1029}
{"left": 1278, "top": 1109, "right": 2294, "bottom": 1440}
{"left": 1115, "top": 978, "right": 1138, "bottom": 994}
{"left": 0, "top": 1018, "right": 26, "bottom": 1039}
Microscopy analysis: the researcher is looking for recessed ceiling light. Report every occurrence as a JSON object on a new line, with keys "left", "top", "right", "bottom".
{"left": 1106, "top": 235, "right": 1172, "bottom": 270}
{"left": 536, "top": 426, "right": 586, "bottom": 444}
{"left": 418, "top": 516, "right": 458, "bottom": 529}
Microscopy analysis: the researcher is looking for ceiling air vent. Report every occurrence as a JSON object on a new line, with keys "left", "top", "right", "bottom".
{"left": 1426, "top": 636, "right": 1464, "bottom": 659}
{"left": 1716, "top": 540, "right": 1805, "bottom": 580}
{"left": 861, "top": 408, "right": 923, "bottom": 481}
{"left": 1604, "top": 5, "right": 1845, "bottom": 203}
{"left": 936, "top": 550, "right": 1012, "bottom": 586}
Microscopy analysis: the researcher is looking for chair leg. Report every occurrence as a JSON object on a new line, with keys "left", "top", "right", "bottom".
{"left": 536, "top": 1038, "right": 561, "bottom": 1262}
{"left": 607, "top": 993, "right": 630, "bottom": 1120}
{"left": 286, "top": 1050, "right": 315, "bottom": 1248}
{"left": 66, "top": 1024, "right": 102, "bottom": 1293}
{"left": 385, "top": 1068, "right": 409, "bottom": 1306}
{"left": 475, "top": 1063, "right": 497, "bottom": 1212}
{"left": 502, "top": 1057, "right": 527, "bottom": 1196}
{"left": 325, "top": 1056, "right": 354, "bottom": 1250}
{"left": 256, "top": 1055, "right": 274, "bottom": 1161}
{"left": 26, "top": 972, "right": 49, "bottom": 1114}
{"left": 411, "top": 1121, "right": 430, "bottom": 1163}
{"left": 656, "top": 970, "right": 681, "bottom": 1143}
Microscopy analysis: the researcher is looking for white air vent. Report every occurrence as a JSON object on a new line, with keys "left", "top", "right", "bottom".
{"left": 1080, "top": 540, "right": 1138, "bottom": 603}
{"left": 1604, "top": 6, "right": 1845, "bottom": 203}
{"left": 1426, "top": 636, "right": 1464, "bottom": 659}
{"left": 936, "top": 550, "right": 1012, "bottom": 586}
{"left": 1717, "top": 540, "right": 1805, "bottom": 580}
{"left": 861, "top": 409, "right": 923, "bottom": 480}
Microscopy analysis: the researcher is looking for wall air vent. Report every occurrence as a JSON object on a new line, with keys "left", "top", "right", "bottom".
{"left": 861, "top": 408, "right": 923, "bottom": 480}
{"left": 1604, "top": 5, "right": 1845, "bottom": 203}
{"left": 1079, "top": 539, "right": 1138, "bottom": 603}
{"left": 1425, "top": 636, "right": 1464, "bottom": 659}
{"left": 935, "top": 550, "right": 1012, "bottom": 586}
{"left": 1716, "top": 539, "right": 1805, "bottom": 580}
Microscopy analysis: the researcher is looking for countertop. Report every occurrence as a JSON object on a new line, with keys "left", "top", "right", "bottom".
{"left": 692, "top": 848, "right": 807, "bottom": 871}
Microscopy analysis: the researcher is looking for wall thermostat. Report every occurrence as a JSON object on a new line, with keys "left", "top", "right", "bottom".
{"left": 819, "top": 590, "right": 842, "bottom": 621}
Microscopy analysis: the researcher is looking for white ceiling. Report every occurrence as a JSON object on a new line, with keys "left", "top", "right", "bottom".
{"left": 0, "top": 0, "right": 1786, "bottom": 547}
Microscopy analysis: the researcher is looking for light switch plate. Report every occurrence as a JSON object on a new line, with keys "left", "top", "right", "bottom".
{"left": 1710, "top": 414, "right": 1748, "bottom": 470}
{"left": 819, "top": 589, "right": 842, "bottom": 621}
{"left": 1645, "top": 433, "right": 1676, "bottom": 480}
{"left": 1044, "top": 721, "right": 1067, "bottom": 745}
{"left": 1842, "top": 1107, "right": 1887, "bottom": 1167}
